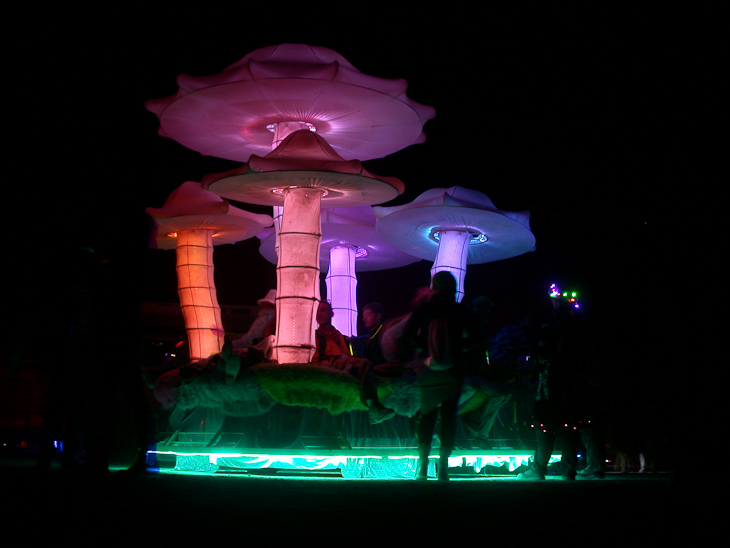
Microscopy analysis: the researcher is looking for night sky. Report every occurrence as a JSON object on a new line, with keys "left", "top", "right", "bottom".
{"left": 12, "top": 13, "right": 716, "bottom": 361}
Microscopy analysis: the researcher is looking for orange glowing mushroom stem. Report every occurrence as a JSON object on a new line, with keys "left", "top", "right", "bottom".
{"left": 147, "top": 182, "right": 272, "bottom": 360}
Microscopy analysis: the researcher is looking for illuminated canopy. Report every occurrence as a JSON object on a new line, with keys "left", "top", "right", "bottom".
{"left": 373, "top": 186, "right": 536, "bottom": 301}
{"left": 145, "top": 43, "right": 435, "bottom": 162}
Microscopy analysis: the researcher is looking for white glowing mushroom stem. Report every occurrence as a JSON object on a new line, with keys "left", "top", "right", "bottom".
{"left": 274, "top": 187, "right": 325, "bottom": 364}
{"left": 269, "top": 122, "right": 314, "bottom": 260}
{"left": 430, "top": 230, "right": 471, "bottom": 302}
{"left": 267, "top": 123, "right": 325, "bottom": 363}
{"left": 202, "top": 129, "right": 406, "bottom": 363}
{"left": 175, "top": 229, "right": 225, "bottom": 360}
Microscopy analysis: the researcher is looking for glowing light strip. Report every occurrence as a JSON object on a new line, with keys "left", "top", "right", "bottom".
{"left": 148, "top": 449, "right": 554, "bottom": 478}
{"left": 149, "top": 450, "right": 545, "bottom": 465}
{"left": 153, "top": 450, "right": 412, "bottom": 459}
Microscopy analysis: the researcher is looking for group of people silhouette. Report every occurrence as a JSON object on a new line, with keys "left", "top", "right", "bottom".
{"left": 212, "top": 270, "right": 607, "bottom": 482}
{"left": 260, "top": 272, "right": 596, "bottom": 481}
{"left": 20, "top": 230, "right": 610, "bottom": 481}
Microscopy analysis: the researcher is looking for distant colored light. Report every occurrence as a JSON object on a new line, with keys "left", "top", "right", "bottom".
{"left": 549, "top": 283, "right": 581, "bottom": 308}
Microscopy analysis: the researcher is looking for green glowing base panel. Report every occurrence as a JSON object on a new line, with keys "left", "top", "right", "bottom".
{"left": 148, "top": 448, "right": 560, "bottom": 479}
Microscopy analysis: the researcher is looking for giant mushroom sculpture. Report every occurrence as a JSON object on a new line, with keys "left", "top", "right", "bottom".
{"left": 145, "top": 43, "right": 434, "bottom": 363}
{"left": 373, "top": 186, "right": 536, "bottom": 302}
{"left": 145, "top": 43, "right": 434, "bottom": 293}
{"left": 202, "top": 129, "right": 405, "bottom": 364}
{"left": 257, "top": 205, "right": 421, "bottom": 336}
{"left": 146, "top": 181, "right": 273, "bottom": 360}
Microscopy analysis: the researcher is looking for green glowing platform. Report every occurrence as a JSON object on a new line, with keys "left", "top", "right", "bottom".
{"left": 150, "top": 431, "right": 557, "bottom": 479}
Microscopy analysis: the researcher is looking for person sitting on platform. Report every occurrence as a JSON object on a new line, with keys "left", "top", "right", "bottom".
{"left": 313, "top": 300, "right": 395, "bottom": 424}
{"left": 230, "top": 289, "right": 276, "bottom": 350}
{"left": 352, "top": 302, "right": 387, "bottom": 365}
{"left": 353, "top": 302, "right": 420, "bottom": 377}
{"left": 175, "top": 290, "right": 278, "bottom": 387}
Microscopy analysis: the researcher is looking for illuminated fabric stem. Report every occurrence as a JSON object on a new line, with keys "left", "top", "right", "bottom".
{"left": 430, "top": 230, "right": 470, "bottom": 302}
{"left": 176, "top": 229, "right": 224, "bottom": 360}
{"left": 274, "top": 187, "right": 324, "bottom": 363}
{"left": 325, "top": 245, "right": 358, "bottom": 337}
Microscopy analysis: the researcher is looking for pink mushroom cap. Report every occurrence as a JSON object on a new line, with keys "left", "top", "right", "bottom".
{"left": 201, "top": 130, "right": 405, "bottom": 208}
{"left": 145, "top": 43, "right": 435, "bottom": 162}
{"left": 146, "top": 181, "right": 273, "bottom": 250}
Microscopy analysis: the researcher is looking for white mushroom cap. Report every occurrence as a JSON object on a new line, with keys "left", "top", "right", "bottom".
{"left": 373, "top": 186, "right": 536, "bottom": 264}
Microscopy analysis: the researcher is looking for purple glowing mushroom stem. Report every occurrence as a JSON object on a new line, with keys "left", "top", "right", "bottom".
{"left": 258, "top": 205, "right": 421, "bottom": 338}
{"left": 325, "top": 244, "right": 359, "bottom": 337}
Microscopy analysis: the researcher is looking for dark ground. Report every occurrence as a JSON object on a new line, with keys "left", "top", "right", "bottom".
{"left": 2, "top": 450, "right": 722, "bottom": 543}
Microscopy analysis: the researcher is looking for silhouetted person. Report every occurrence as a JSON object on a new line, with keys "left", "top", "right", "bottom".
{"left": 28, "top": 210, "right": 154, "bottom": 475}
{"left": 22, "top": 244, "right": 98, "bottom": 473}
{"left": 85, "top": 209, "right": 154, "bottom": 474}
{"left": 401, "top": 271, "right": 478, "bottom": 481}
{"left": 518, "top": 284, "right": 601, "bottom": 480}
